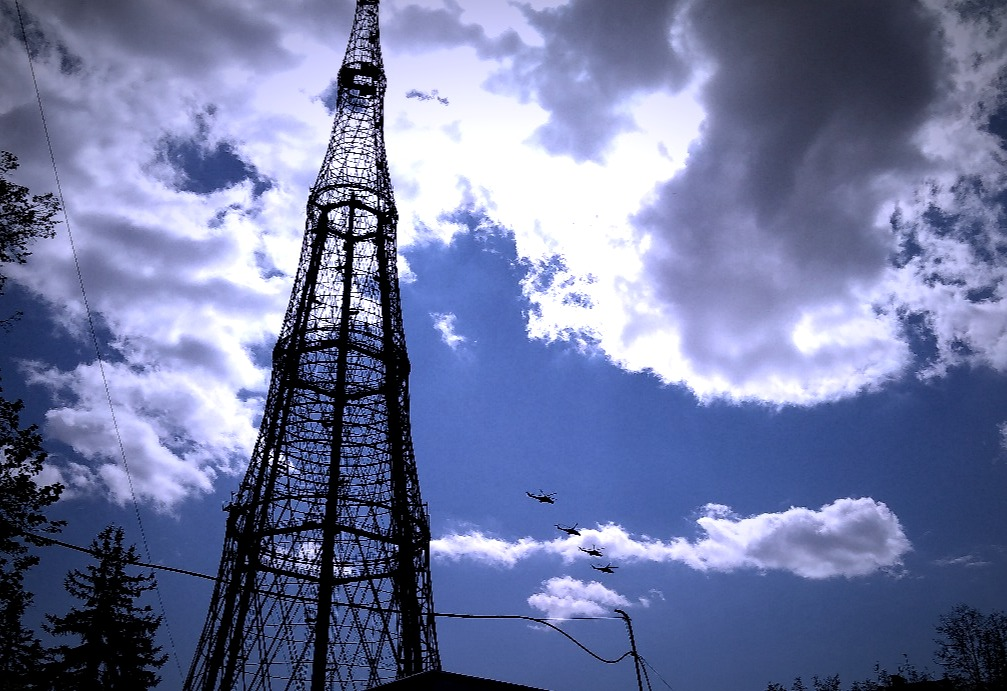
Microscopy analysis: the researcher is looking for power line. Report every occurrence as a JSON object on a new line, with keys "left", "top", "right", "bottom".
{"left": 12, "top": 1, "right": 182, "bottom": 681}
{"left": 33, "top": 533, "right": 219, "bottom": 582}
{"left": 435, "top": 612, "right": 634, "bottom": 665}
{"left": 641, "top": 656, "right": 676, "bottom": 690}
{"left": 31, "top": 530, "right": 645, "bottom": 679}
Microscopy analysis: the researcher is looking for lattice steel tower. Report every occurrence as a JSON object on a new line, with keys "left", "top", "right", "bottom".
{"left": 185, "top": 1, "right": 440, "bottom": 688}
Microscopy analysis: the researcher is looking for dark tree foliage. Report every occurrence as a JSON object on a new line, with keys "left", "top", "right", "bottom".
{"left": 0, "top": 151, "right": 61, "bottom": 296}
{"left": 766, "top": 658, "right": 936, "bottom": 691}
{"left": 0, "top": 393, "right": 64, "bottom": 566}
{"left": 934, "top": 604, "right": 1007, "bottom": 691}
{"left": 0, "top": 150, "right": 61, "bottom": 328}
{"left": 0, "top": 567, "right": 44, "bottom": 690}
{"left": 813, "top": 675, "right": 843, "bottom": 691}
{"left": 0, "top": 390, "right": 64, "bottom": 689}
{"left": 45, "top": 525, "right": 167, "bottom": 690}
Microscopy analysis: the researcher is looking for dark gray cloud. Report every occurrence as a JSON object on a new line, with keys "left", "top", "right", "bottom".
{"left": 25, "top": 0, "right": 295, "bottom": 73}
{"left": 630, "top": 0, "right": 950, "bottom": 390}
{"left": 385, "top": 0, "right": 690, "bottom": 162}
{"left": 1, "top": 1, "right": 83, "bottom": 74}
{"left": 383, "top": 1, "right": 521, "bottom": 58}
{"left": 406, "top": 88, "right": 449, "bottom": 105}
{"left": 684, "top": 0, "right": 942, "bottom": 218}
{"left": 494, "top": 0, "right": 690, "bottom": 161}
{"left": 501, "top": 0, "right": 1006, "bottom": 403}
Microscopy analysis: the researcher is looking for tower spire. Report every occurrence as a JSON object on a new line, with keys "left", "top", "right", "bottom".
{"left": 185, "top": 0, "right": 440, "bottom": 688}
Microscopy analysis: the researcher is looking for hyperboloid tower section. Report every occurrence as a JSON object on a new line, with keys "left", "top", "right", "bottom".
{"left": 185, "top": 1, "right": 440, "bottom": 689}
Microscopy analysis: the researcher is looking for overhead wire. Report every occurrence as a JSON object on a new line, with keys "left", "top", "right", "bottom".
{"left": 33, "top": 533, "right": 219, "bottom": 583}
{"left": 434, "top": 612, "right": 635, "bottom": 665}
{"left": 641, "top": 656, "right": 675, "bottom": 690}
{"left": 35, "top": 530, "right": 654, "bottom": 683}
{"left": 12, "top": 0, "right": 183, "bottom": 681}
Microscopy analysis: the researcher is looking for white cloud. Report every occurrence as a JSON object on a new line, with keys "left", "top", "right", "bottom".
{"left": 888, "top": 181, "right": 1007, "bottom": 378}
{"left": 432, "top": 498, "right": 911, "bottom": 579}
{"left": 503, "top": 0, "right": 1007, "bottom": 405}
{"left": 0, "top": 2, "right": 331, "bottom": 508}
{"left": 527, "top": 576, "right": 631, "bottom": 619}
{"left": 25, "top": 360, "right": 260, "bottom": 511}
{"left": 935, "top": 554, "right": 990, "bottom": 569}
{"left": 431, "top": 531, "right": 541, "bottom": 567}
{"left": 2, "top": 0, "right": 1006, "bottom": 510}
{"left": 7, "top": 180, "right": 282, "bottom": 511}
{"left": 375, "top": 0, "right": 1007, "bottom": 407}
{"left": 687, "top": 498, "right": 911, "bottom": 578}
{"left": 637, "top": 589, "right": 665, "bottom": 608}
{"left": 431, "top": 311, "right": 467, "bottom": 349}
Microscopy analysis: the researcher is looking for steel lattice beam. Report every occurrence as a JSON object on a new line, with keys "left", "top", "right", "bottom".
{"left": 184, "top": 1, "right": 441, "bottom": 688}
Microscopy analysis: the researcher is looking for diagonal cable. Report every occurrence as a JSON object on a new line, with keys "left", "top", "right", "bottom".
{"left": 13, "top": 0, "right": 183, "bottom": 681}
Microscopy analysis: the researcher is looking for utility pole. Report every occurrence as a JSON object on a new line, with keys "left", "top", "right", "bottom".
{"left": 184, "top": 1, "right": 440, "bottom": 688}
{"left": 615, "top": 608, "right": 647, "bottom": 691}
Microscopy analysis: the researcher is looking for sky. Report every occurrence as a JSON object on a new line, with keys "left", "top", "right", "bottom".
{"left": 1, "top": 0, "right": 1006, "bottom": 689}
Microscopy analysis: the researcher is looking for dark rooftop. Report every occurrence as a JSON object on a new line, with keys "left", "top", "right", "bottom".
{"left": 368, "top": 669, "right": 548, "bottom": 690}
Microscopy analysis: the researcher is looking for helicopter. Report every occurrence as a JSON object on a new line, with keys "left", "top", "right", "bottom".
{"left": 579, "top": 545, "right": 604, "bottom": 558}
{"left": 555, "top": 523, "right": 581, "bottom": 537}
{"left": 591, "top": 563, "right": 618, "bottom": 574}
{"left": 526, "top": 490, "right": 556, "bottom": 504}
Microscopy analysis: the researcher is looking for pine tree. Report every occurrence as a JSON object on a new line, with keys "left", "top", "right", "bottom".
{"left": 45, "top": 525, "right": 167, "bottom": 690}
{"left": 0, "top": 567, "right": 45, "bottom": 690}
{"left": 0, "top": 391, "right": 63, "bottom": 689}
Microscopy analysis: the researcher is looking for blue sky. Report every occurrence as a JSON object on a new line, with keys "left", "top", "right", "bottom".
{"left": 2, "top": 1, "right": 1006, "bottom": 689}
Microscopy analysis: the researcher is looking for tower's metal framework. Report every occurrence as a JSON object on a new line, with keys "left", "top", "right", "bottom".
{"left": 185, "top": 1, "right": 440, "bottom": 688}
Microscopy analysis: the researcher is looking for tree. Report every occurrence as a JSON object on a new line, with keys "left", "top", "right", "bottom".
{"left": 765, "top": 678, "right": 812, "bottom": 691}
{"left": 45, "top": 525, "right": 167, "bottom": 690}
{"left": 766, "top": 659, "right": 936, "bottom": 691}
{"left": 812, "top": 674, "right": 843, "bottom": 691}
{"left": 0, "top": 150, "right": 60, "bottom": 295}
{"left": 0, "top": 152, "right": 63, "bottom": 688}
{"left": 934, "top": 604, "right": 1007, "bottom": 691}
{"left": 0, "top": 150, "right": 60, "bottom": 328}
{"left": 0, "top": 391, "right": 64, "bottom": 688}
{"left": 0, "top": 567, "right": 45, "bottom": 690}
{"left": 847, "top": 659, "right": 936, "bottom": 691}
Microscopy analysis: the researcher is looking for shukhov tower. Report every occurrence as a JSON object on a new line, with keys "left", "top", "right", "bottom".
{"left": 185, "top": 1, "right": 440, "bottom": 689}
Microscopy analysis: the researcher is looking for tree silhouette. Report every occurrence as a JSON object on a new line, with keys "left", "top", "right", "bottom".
{"left": 0, "top": 151, "right": 60, "bottom": 294}
{"left": 0, "top": 150, "right": 61, "bottom": 329}
{"left": 766, "top": 659, "right": 938, "bottom": 691}
{"left": 0, "top": 565, "right": 47, "bottom": 691}
{"left": 45, "top": 525, "right": 166, "bottom": 690}
{"left": 0, "top": 391, "right": 64, "bottom": 689}
{"left": 934, "top": 604, "right": 1007, "bottom": 691}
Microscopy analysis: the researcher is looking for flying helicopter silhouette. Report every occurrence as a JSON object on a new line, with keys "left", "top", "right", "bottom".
{"left": 579, "top": 545, "right": 604, "bottom": 558}
{"left": 591, "top": 563, "right": 618, "bottom": 574}
{"left": 526, "top": 490, "right": 556, "bottom": 504}
{"left": 555, "top": 523, "right": 581, "bottom": 537}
